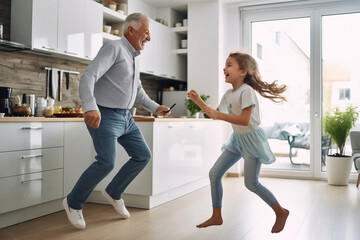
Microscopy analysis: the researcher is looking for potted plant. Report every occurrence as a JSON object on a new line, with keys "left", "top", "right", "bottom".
{"left": 185, "top": 94, "right": 210, "bottom": 118}
{"left": 323, "top": 105, "right": 359, "bottom": 185}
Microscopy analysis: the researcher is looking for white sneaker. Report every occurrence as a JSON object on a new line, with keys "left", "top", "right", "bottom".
{"left": 63, "top": 198, "right": 86, "bottom": 229}
{"left": 102, "top": 190, "right": 130, "bottom": 219}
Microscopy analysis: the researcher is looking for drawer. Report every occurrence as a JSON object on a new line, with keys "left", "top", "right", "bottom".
{"left": 0, "top": 169, "right": 63, "bottom": 214}
{"left": 0, "top": 148, "right": 63, "bottom": 178}
{"left": 0, "top": 122, "right": 64, "bottom": 152}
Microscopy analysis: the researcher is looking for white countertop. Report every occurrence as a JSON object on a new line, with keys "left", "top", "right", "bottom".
{"left": 0, "top": 116, "right": 213, "bottom": 122}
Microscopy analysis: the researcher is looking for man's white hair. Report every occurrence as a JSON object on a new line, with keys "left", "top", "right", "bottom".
{"left": 123, "top": 13, "right": 149, "bottom": 35}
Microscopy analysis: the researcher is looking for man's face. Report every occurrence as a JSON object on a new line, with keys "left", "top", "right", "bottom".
{"left": 128, "top": 20, "right": 151, "bottom": 51}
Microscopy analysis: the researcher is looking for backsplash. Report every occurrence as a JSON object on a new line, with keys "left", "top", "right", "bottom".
{"left": 0, "top": 51, "right": 186, "bottom": 116}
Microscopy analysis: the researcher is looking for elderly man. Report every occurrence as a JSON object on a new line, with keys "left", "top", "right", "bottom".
{"left": 63, "top": 13, "right": 171, "bottom": 229}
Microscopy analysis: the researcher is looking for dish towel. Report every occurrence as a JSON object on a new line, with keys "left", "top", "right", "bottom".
{"left": 49, "top": 68, "right": 59, "bottom": 99}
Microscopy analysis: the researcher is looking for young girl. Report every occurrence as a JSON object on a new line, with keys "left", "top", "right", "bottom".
{"left": 187, "top": 52, "right": 289, "bottom": 233}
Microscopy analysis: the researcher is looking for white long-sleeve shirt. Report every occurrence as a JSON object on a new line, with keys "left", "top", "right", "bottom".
{"left": 79, "top": 36, "right": 159, "bottom": 113}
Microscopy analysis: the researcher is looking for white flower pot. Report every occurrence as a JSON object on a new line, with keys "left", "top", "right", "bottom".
{"left": 326, "top": 155, "right": 353, "bottom": 186}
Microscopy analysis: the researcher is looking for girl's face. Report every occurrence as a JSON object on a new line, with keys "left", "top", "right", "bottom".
{"left": 223, "top": 57, "right": 247, "bottom": 85}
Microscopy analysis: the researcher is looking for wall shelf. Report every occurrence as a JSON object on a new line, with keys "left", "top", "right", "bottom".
{"left": 172, "top": 26, "right": 188, "bottom": 35}
{"left": 103, "top": 6, "right": 126, "bottom": 24}
{"left": 102, "top": 32, "right": 120, "bottom": 44}
{"left": 174, "top": 49, "right": 188, "bottom": 55}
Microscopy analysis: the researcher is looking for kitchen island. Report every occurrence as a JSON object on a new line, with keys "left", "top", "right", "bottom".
{"left": 0, "top": 116, "right": 226, "bottom": 228}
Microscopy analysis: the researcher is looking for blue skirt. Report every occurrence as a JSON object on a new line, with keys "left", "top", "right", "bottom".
{"left": 222, "top": 128, "right": 275, "bottom": 164}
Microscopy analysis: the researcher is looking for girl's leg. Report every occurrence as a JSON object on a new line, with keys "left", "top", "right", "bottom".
{"left": 243, "top": 152, "right": 289, "bottom": 233}
{"left": 197, "top": 150, "right": 241, "bottom": 228}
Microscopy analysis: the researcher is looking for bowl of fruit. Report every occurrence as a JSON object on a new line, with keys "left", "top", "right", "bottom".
{"left": 53, "top": 107, "right": 84, "bottom": 118}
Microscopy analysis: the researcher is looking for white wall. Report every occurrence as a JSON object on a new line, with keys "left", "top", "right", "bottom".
{"left": 188, "top": 1, "right": 220, "bottom": 108}
{"left": 128, "top": 0, "right": 157, "bottom": 19}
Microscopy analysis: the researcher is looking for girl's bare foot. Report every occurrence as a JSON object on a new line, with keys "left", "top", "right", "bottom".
{"left": 271, "top": 208, "right": 289, "bottom": 233}
{"left": 196, "top": 216, "right": 223, "bottom": 228}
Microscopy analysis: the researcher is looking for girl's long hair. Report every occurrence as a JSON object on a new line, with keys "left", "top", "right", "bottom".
{"left": 229, "top": 52, "right": 287, "bottom": 103}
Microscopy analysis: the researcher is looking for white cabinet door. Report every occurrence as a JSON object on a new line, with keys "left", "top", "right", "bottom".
{"left": 84, "top": 0, "right": 103, "bottom": 59}
{"left": 184, "top": 121, "right": 224, "bottom": 179}
{"left": 152, "top": 122, "right": 185, "bottom": 195}
{"left": 11, "top": 0, "right": 58, "bottom": 52}
{"left": 139, "top": 19, "right": 157, "bottom": 75}
{"left": 58, "top": 0, "right": 85, "bottom": 57}
{"left": 0, "top": 122, "right": 63, "bottom": 152}
{"left": 0, "top": 169, "right": 63, "bottom": 214}
{"left": 158, "top": 24, "right": 174, "bottom": 79}
{"left": 32, "top": 0, "right": 58, "bottom": 52}
{"left": 63, "top": 122, "right": 93, "bottom": 195}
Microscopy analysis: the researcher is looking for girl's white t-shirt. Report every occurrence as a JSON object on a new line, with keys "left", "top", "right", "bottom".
{"left": 218, "top": 83, "right": 260, "bottom": 133}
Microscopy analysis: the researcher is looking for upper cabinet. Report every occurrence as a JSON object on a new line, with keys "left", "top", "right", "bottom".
{"left": 11, "top": 0, "right": 103, "bottom": 61}
{"left": 85, "top": 0, "right": 104, "bottom": 59}
{"left": 11, "top": 0, "right": 58, "bottom": 52}
{"left": 58, "top": 0, "right": 86, "bottom": 57}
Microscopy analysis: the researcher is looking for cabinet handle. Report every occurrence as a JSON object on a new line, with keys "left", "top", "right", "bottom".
{"left": 64, "top": 51, "right": 78, "bottom": 56}
{"left": 21, "top": 178, "right": 43, "bottom": 184}
{"left": 21, "top": 127, "right": 43, "bottom": 130}
{"left": 20, "top": 154, "right": 43, "bottom": 159}
{"left": 168, "top": 125, "right": 177, "bottom": 128}
{"left": 170, "top": 76, "right": 177, "bottom": 79}
{"left": 146, "top": 70, "right": 154, "bottom": 73}
{"left": 160, "top": 74, "right": 167, "bottom": 77}
{"left": 42, "top": 46, "right": 57, "bottom": 51}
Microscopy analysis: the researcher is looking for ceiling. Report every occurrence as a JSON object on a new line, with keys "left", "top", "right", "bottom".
{"left": 141, "top": 0, "right": 246, "bottom": 8}
{"left": 140, "top": 0, "right": 304, "bottom": 9}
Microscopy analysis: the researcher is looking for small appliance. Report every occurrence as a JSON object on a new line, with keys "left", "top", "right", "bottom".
{"left": 0, "top": 86, "right": 13, "bottom": 116}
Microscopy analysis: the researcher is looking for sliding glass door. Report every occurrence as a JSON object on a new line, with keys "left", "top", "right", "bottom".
{"left": 240, "top": 1, "right": 360, "bottom": 179}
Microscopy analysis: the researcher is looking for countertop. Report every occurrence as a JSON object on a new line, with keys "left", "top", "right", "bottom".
{"left": 0, "top": 116, "right": 213, "bottom": 122}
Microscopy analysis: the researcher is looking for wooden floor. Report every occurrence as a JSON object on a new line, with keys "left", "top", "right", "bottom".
{"left": 1, "top": 177, "right": 360, "bottom": 240}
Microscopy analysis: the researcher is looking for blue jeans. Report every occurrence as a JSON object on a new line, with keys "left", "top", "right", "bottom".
{"left": 209, "top": 150, "right": 277, "bottom": 208}
{"left": 67, "top": 106, "right": 151, "bottom": 210}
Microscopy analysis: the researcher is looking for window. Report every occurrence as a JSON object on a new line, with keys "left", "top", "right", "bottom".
{"left": 339, "top": 88, "right": 351, "bottom": 100}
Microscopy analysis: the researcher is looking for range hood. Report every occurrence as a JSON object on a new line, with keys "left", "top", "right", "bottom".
{"left": 0, "top": 39, "right": 28, "bottom": 52}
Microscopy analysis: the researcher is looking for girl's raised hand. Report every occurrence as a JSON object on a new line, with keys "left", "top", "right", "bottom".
{"left": 187, "top": 89, "right": 201, "bottom": 103}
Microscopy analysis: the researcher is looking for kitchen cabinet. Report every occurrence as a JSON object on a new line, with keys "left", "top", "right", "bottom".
{"left": 139, "top": 19, "right": 158, "bottom": 76}
{"left": 139, "top": 20, "right": 185, "bottom": 81}
{"left": 58, "top": 0, "right": 85, "bottom": 57}
{"left": 0, "top": 122, "right": 64, "bottom": 214}
{"left": 84, "top": 0, "right": 103, "bottom": 59}
{"left": 63, "top": 122, "right": 93, "bottom": 196}
{"left": 11, "top": 0, "right": 58, "bottom": 52}
{"left": 152, "top": 121, "right": 222, "bottom": 195}
{"left": 11, "top": 0, "right": 103, "bottom": 60}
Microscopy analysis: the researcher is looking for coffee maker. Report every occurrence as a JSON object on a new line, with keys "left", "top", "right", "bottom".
{"left": 0, "top": 86, "right": 12, "bottom": 116}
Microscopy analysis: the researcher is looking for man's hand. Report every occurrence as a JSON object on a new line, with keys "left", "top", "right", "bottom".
{"left": 155, "top": 105, "right": 171, "bottom": 117}
{"left": 84, "top": 110, "right": 101, "bottom": 129}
